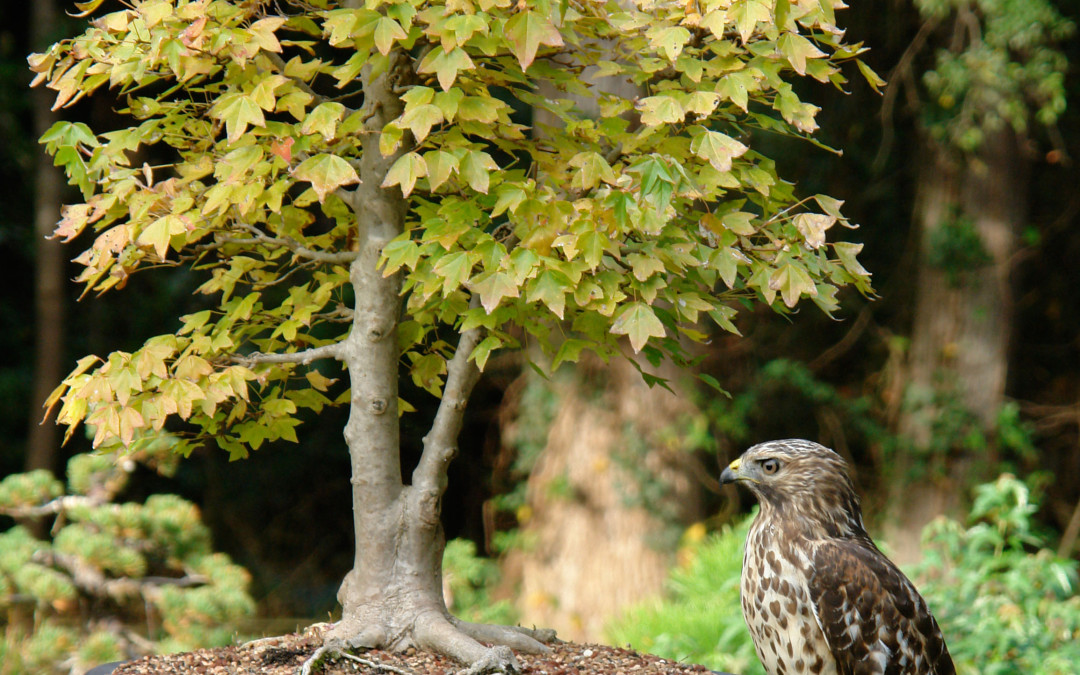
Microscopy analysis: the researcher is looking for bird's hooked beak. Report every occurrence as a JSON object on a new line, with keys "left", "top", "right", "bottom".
{"left": 720, "top": 458, "right": 742, "bottom": 485}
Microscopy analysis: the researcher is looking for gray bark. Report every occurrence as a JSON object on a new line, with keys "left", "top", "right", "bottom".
{"left": 308, "top": 51, "right": 551, "bottom": 668}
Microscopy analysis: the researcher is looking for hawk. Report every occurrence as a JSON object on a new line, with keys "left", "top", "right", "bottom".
{"left": 719, "top": 439, "right": 954, "bottom": 675}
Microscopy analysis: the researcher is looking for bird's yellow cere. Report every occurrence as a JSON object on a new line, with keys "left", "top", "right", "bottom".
{"left": 728, "top": 459, "right": 741, "bottom": 472}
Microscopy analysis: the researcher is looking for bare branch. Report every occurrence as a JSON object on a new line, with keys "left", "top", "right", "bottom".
{"left": 0, "top": 494, "right": 101, "bottom": 519}
{"left": 233, "top": 342, "right": 344, "bottom": 366}
{"left": 234, "top": 221, "right": 358, "bottom": 264}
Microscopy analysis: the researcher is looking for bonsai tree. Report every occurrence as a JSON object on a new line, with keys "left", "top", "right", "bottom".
{"left": 31, "top": 0, "right": 875, "bottom": 670}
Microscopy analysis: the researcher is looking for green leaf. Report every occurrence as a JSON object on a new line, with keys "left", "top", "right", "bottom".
{"left": 292, "top": 154, "right": 361, "bottom": 202}
{"left": 833, "top": 241, "right": 870, "bottom": 278}
{"left": 210, "top": 93, "right": 265, "bottom": 144}
{"left": 433, "top": 251, "right": 473, "bottom": 295}
{"left": 793, "top": 213, "right": 836, "bottom": 249}
{"left": 400, "top": 103, "right": 444, "bottom": 143}
{"left": 527, "top": 269, "right": 570, "bottom": 319}
{"left": 381, "top": 152, "right": 427, "bottom": 197}
{"left": 504, "top": 11, "right": 564, "bottom": 70}
{"left": 691, "top": 130, "right": 748, "bottom": 171}
{"left": 856, "top": 58, "right": 886, "bottom": 93}
{"left": 570, "top": 151, "right": 617, "bottom": 191}
{"left": 721, "top": 211, "right": 756, "bottom": 235}
{"left": 424, "top": 150, "right": 459, "bottom": 191}
{"left": 731, "top": 0, "right": 771, "bottom": 44}
{"left": 769, "top": 262, "right": 817, "bottom": 308}
{"left": 638, "top": 95, "right": 685, "bottom": 126}
{"left": 457, "top": 96, "right": 502, "bottom": 124}
{"left": 470, "top": 271, "right": 519, "bottom": 313}
{"left": 552, "top": 338, "right": 591, "bottom": 369}
{"left": 374, "top": 17, "right": 407, "bottom": 55}
{"left": 470, "top": 336, "right": 503, "bottom": 372}
{"left": 778, "top": 33, "right": 826, "bottom": 76}
{"left": 646, "top": 25, "right": 691, "bottom": 62}
{"left": 380, "top": 236, "right": 421, "bottom": 274}
{"left": 300, "top": 101, "right": 346, "bottom": 140}
{"left": 136, "top": 214, "right": 186, "bottom": 259}
{"left": 611, "top": 302, "right": 666, "bottom": 353}
{"left": 460, "top": 150, "right": 497, "bottom": 194}
{"left": 417, "top": 47, "right": 474, "bottom": 91}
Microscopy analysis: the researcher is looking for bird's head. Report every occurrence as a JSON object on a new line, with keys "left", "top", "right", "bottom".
{"left": 720, "top": 439, "right": 866, "bottom": 537}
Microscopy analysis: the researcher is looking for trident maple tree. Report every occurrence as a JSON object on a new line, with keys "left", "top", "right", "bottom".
{"left": 32, "top": 0, "right": 876, "bottom": 669}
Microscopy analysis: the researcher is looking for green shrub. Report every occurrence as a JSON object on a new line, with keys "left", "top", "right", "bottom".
{"left": 442, "top": 538, "right": 518, "bottom": 627}
{"left": 912, "top": 475, "right": 1080, "bottom": 675}
{"left": 0, "top": 444, "right": 254, "bottom": 674}
{"left": 605, "top": 518, "right": 764, "bottom": 675}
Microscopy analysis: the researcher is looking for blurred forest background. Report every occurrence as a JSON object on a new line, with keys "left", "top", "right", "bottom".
{"left": 3, "top": 0, "right": 1080, "bottom": 672}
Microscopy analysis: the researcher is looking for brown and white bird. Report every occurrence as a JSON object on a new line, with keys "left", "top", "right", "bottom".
{"left": 719, "top": 439, "right": 954, "bottom": 675}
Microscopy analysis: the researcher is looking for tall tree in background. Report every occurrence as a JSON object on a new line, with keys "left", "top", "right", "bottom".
{"left": 33, "top": 0, "right": 874, "bottom": 668}
{"left": 898, "top": 0, "right": 1070, "bottom": 447}
{"left": 25, "top": 0, "right": 65, "bottom": 472}
{"left": 888, "top": 0, "right": 1071, "bottom": 540}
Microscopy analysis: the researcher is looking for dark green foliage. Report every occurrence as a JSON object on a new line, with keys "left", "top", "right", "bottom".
{"left": 925, "top": 209, "right": 991, "bottom": 284}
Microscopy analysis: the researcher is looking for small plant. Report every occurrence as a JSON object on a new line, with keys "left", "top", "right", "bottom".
{"left": 911, "top": 474, "right": 1080, "bottom": 675}
{"left": 605, "top": 518, "right": 764, "bottom": 675}
{"left": 441, "top": 538, "right": 517, "bottom": 627}
{"left": 0, "top": 442, "right": 255, "bottom": 674}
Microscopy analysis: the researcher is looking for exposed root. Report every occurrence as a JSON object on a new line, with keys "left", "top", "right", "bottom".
{"left": 299, "top": 640, "right": 343, "bottom": 675}
{"left": 296, "top": 615, "right": 555, "bottom": 675}
{"left": 452, "top": 619, "right": 555, "bottom": 653}
{"left": 454, "top": 645, "right": 519, "bottom": 675}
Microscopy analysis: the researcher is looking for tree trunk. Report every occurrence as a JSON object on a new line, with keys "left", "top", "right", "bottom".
{"left": 25, "top": 0, "right": 65, "bottom": 472}
{"left": 902, "top": 130, "right": 1021, "bottom": 445}
{"left": 321, "top": 52, "right": 550, "bottom": 670}
{"left": 889, "top": 129, "right": 1025, "bottom": 561}
{"left": 500, "top": 357, "right": 705, "bottom": 642}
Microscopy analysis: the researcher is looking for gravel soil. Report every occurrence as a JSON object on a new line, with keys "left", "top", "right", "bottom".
{"left": 111, "top": 632, "right": 718, "bottom": 675}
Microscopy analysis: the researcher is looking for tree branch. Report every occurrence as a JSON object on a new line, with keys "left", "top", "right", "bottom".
{"left": 265, "top": 52, "right": 357, "bottom": 116}
{"left": 233, "top": 342, "right": 344, "bottom": 366}
{"left": 412, "top": 302, "right": 484, "bottom": 496}
{"left": 234, "top": 222, "right": 358, "bottom": 264}
{"left": 33, "top": 549, "right": 209, "bottom": 601}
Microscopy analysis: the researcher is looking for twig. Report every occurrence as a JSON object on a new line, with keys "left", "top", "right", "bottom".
{"left": 339, "top": 653, "right": 417, "bottom": 675}
{"left": 232, "top": 342, "right": 344, "bottom": 366}
{"left": 0, "top": 494, "right": 103, "bottom": 519}
{"left": 873, "top": 17, "right": 939, "bottom": 173}
{"left": 234, "top": 222, "right": 358, "bottom": 264}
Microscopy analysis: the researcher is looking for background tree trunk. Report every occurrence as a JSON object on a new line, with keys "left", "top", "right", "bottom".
{"left": 890, "top": 128, "right": 1026, "bottom": 561}
{"left": 25, "top": 0, "right": 65, "bottom": 472}
{"left": 500, "top": 358, "right": 706, "bottom": 641}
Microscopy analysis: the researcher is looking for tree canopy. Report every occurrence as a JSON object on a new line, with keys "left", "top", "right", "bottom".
{"left": 36, "top": 0, "right": 873, "bottom": 457}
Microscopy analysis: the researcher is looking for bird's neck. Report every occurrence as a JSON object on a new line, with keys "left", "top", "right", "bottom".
{"left": 756, "top": 493, "right": 868, "bottom": 541}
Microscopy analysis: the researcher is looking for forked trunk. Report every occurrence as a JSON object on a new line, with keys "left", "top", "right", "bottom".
{"left": 318, "top": 52, "right": 552, "bottom": 671}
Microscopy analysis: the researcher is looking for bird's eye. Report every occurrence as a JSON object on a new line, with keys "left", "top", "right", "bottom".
{"left": 760, "top": 458, "right": 780, "bottom": 475}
